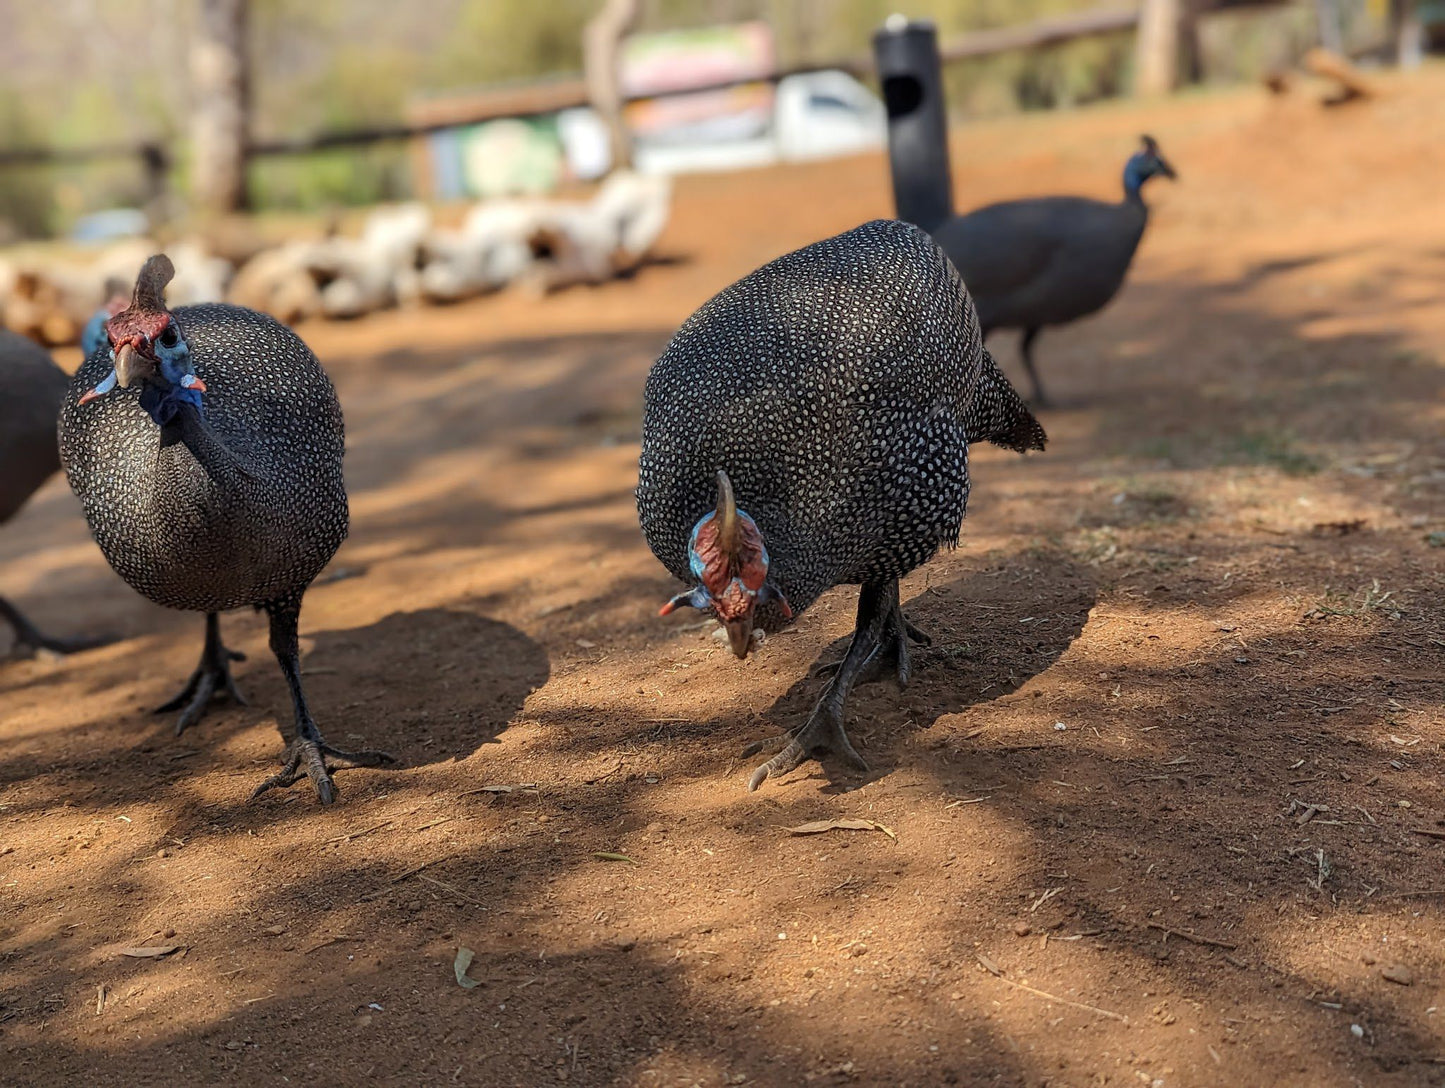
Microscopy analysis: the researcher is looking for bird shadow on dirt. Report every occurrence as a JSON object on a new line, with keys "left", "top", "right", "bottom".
{"left": 786, "top": 558, "right": 1096, "bottom": 793}
{"left": 576, "top": 554, "right": 1098, "bottom": 796}
{"left": 299, "top": 605, "right": 550, "bottom": 766}
{"left": 0, "top": 605, "right": 548, "bottom": 816}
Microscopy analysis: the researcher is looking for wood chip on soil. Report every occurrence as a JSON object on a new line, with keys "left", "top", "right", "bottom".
{"left": 119, "top": 946, "right": 180, "bottom": 958}
{"left": 785, "top": 819, "right": 896, "bottom": 841}
{"left": 454, "top": 947, "right": 481, "bottom": 989}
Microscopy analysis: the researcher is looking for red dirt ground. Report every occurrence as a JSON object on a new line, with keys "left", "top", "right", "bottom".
{"left": 5, "top": 68, "right": 1445, "bottom": 1087}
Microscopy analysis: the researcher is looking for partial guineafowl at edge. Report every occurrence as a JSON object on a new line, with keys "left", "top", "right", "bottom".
{"left": 931, "top": 135, "right": 1176, "bottom": 406}
{"left": 0, "top": 331, "right": 107, "bottom": 655}
{"left": 638, "top": 219, "right": 1044, "bottom": 789}
{"left": 59, "top": 255, "right": 392, "bottom": 803}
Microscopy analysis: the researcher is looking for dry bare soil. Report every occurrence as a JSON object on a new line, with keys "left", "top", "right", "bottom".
{"left": 6, "top": 69, "right": 1445, "bottom": 1087}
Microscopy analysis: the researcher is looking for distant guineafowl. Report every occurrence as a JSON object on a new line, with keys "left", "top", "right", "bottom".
{"left": 60, "top": 255, "right": 392, "bottom": 803}
{"left": 931, "top": 135, "right": 1176, "bottom": 406}
{"left": 638, "top": 219, "right": 1045, "bottom": 789}
{"left": 0, "top": 331, "right": 106, "bottom": 655}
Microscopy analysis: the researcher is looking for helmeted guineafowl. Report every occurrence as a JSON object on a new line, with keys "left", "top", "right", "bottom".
{"left": 0, "top": 331, "right": 108, "bottom": 655}
{"left": 930, "top": 135, "right": 1176, "bottom": 406}
{"left": 59, "top": 254, "right": 392, "bottom": 803}
{"left": 637, "top": 219, "right": 1045, "bottom": 790}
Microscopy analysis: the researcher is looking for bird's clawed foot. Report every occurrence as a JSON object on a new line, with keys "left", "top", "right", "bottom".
{"left": 249, "top": 734, "right": 395, "bottom": 805}
{"left": 748, "top": 702, "right": 868, "bottom": 791}
{"left": 9, "top": 631, "right": 114, "bottom": 660}
{"left": 740, "top": 723, "right": 800, "bottom": 760}
{"left": 0, "top": 598, "right": 113, "bottom": 660}
{"left": 748, "top": 581, "right": 924, "bottom": 791}
{"left": 156, "top": 642, "right": 248, "bottom": 736}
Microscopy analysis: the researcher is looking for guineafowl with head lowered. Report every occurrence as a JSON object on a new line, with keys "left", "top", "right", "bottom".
{"left": 638, "top": 219, "right": 1045, "bottom": 790}
{"left": 59, "top": 255, "right": 392, "bottom": 804}
{"left": 0, "top": 331, "right": 109, "bottom": 655}
{"left": 931, "top": 135, "right": 1176, "bottom": 406}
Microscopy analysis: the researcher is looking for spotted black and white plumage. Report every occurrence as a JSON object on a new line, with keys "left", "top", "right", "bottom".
{"left": 58, "top": 270, "right": 389, "bottom": 806}
{"left": 59, "top": 304, "right": 347, "bottom": 614}
{"left": 638, "top": 219, "right": 1044, "bottom": 789}
{"left": 639, "top": 218, "right": 1042, "bottom": 625}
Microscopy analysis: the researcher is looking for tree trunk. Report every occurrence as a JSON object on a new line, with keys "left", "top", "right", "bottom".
{"left": 583, "top": 0, "right": 642, "bottom": 173}
{"left": 1134, "top": 0, "right": 1181, "bottom": 96}
{"left": 191, "top": 0, "right": 250, "bottom": 215}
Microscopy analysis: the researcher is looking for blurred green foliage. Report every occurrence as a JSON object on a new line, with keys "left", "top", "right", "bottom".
{"left": 0, "top": 88, "right": 52, "bottom": 240}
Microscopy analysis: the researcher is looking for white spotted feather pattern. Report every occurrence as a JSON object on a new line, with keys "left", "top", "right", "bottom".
{"left": 637, "top": 219, "right": 1043, "bottom": 628}
{"left": 58, "top": 304, "right": 348, "bottom": 614}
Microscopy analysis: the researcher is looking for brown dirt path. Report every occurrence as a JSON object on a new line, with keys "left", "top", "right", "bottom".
{"left": 5, "top": 69, "right": 1445, "bottom": 1087}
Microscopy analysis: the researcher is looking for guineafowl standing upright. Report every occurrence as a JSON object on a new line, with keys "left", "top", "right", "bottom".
{"left": 638, "top": 219, "right": 1045, "bottom": 790}
{"left": 930, "top": 135, "right": 1176, "bottom": 406}
{"left": 0, "top": 331, "right": 108, "bottom": 655}
{"left": 60, "top": 255, "right": 392, "bottom": 803}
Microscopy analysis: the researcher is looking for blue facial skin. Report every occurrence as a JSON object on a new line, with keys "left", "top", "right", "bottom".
{"left": 1124, "top": 152, "right": 1167, "bottom": 199}
{"left": 80, "top": 308, "right": 111, "bottom": 360}
{"left": 138, "top": 334, "right": 205, "bottom": 426}
{"left": 86, "top": 328, "right": 205, "bottom": 426}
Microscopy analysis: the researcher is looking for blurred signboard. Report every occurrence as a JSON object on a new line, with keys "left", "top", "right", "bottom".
{"left": 410, "top": 19, "right": 882, "bottom": 195}
{"left": 621, "top": 22, "right": 776, "bottom": 148}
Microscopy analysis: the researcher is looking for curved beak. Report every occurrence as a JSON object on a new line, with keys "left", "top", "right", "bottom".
{"left": 113, "top": 343, "right": 152, "bottom": 388}
{"left": 723, "top": 617, "right": 755, "bottom": 660}
{"left": 1157, "top": 155, "right": 1178, "bottom": 180}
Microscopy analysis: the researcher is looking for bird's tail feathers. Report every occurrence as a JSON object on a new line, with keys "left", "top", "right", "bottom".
{"left": 967, "top": 347, "right": 1047, "bottom": 454}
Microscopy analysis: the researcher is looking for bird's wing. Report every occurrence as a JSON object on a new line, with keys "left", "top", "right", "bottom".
{"left": 931, "top": 200, "right": 1071, "bottom": 300}
{"left": 964, "top": 346, "right": 1047, "bottom": 453}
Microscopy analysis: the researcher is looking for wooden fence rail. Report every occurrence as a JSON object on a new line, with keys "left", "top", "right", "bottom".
{"left": 0, "top": 2, "right": 1288, "bottom": 176}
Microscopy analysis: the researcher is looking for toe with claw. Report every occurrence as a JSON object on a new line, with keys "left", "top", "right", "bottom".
{"left": 250, "top": 737, "right": 395, "bottom": 805}
{"left": 748, "top": 702, "right": 868, "bottom": 791}
{"left": 156, "top": 621, "right": 247, "bottom": 736}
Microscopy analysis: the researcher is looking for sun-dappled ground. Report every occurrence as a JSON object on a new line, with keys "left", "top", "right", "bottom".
{"left": 5, "top": 67, "right": 1445, "bottom": 1087}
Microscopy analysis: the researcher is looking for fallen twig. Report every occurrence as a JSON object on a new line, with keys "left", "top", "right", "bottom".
{"left": 1030, "top": 887, "right": 1062, "bottom": 913}
{"left": 390, "top": 860, "right": 433, "bottom": 884}
{"left": 324, "top": 821, "right": 391, "bottom": 846}
{"left": 1380, "top": 889, "right": 1445, "bottom": 899}
{"left": 418, "top": 873, "right": 487, "bottom": 907}
{"left": 457, "top": 783, "right": 540, "bottom": 798}
{"left": 994, "top": 975, "right": 1128, "bottom": 1022}
{"left": 1146, "top": 923, "right": 1237, "bottom": 950}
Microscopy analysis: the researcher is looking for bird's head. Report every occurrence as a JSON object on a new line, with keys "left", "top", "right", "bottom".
{"left": 78, "top": 254, "right": 206, "bottom": 425}
{"left": 1123, "top": 135, "right": 1177, "bottom": 198}
{"left": 659, "top": 470, "right": 792, "bottom": 660}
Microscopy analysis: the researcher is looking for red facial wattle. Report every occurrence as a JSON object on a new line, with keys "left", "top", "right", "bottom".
{"left": 657, "top": 472, "right": 792, "bottom": 659}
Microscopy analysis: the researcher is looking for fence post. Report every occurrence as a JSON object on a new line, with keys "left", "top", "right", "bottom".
{"left": 873, "top": 17, "right": 954, "bottom": 233}
{"left": 1134, "top": 0, "right": 1181, "bottom": 96}
{"left": 584, "top": 0, "right": 642, "bottom": 173}
{"left": 191, "top": 0, "right": 251, "bottom": 214}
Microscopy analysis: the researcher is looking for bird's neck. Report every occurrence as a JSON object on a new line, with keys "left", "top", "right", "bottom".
{"left": 1123, "top": 165, "right": 1149, "bottom": 208}
{"left": 161, "top": 405, "right": 251, "bottom": 491}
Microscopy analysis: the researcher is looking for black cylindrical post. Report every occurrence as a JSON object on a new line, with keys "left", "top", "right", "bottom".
{"left": 872, "top": 16, "right": 953, "bottom": 232}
